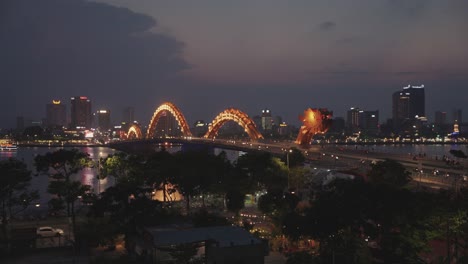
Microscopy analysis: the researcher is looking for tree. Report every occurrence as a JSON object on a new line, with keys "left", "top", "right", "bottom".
{"left": 0, "top": 158, "right": 39, "bottom": 240}
{"left": 225, "top": 189, "right": 245, "bottom": 215}
{"left": 174, "top": 151, "right": 223, "bottom": 213}
{"left": 367, "top": 159, "right": 411, "bottom": 188}
{"left": 100, "top": 152, "right": 145, "bottom": 184}
{"left": 282, "top": 147, "right": 306, "bottom": 168}
{"left": 235, "top": 151, "right": 275, "bottom": 192}
{"left": 35, "top": 149, "right": 92, "bottom": 237}
{"left": 145, "top": 150, "right": 177, "bottom": 202}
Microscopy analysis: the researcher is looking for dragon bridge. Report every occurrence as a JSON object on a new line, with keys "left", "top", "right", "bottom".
{"left": 204, "top": 108, "right": 263, "bottom": 141}
{"left": 146, "top": 102, "right": 192, "bottom": 138}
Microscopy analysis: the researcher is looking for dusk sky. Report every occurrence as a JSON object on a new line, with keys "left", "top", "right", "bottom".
{"left": 1, "top": 0, "right": 468, "bottom": 128}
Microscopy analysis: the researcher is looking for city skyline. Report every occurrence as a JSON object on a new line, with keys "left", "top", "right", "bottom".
{"left": 1, "top": 0, "right": 468, "bottom": 128}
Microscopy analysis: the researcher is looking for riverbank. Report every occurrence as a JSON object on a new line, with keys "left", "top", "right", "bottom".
{"left": 17, "top": 143, "right": 103, "bottom": 148}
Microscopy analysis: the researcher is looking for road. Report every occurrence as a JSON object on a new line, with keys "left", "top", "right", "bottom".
{"left": 113, "top": 138, "right": 467, "bottom": 189}
{"left": 11, "top": 217, "right": 74, "bottom": 248}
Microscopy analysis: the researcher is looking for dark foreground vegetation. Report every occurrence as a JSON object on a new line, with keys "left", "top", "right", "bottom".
{"left": 0, "top": 147, "right": 467, "bottom": 263}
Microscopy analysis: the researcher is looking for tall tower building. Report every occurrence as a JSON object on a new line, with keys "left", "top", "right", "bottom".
{"left": 453, "top": 108, "right": 462, "bottom": 124}
{"left": 70, "top": 96, "right": 92, "bottom": 129}
{"left": 46, "top": 100, "right": 67, "bottom": 127}
{"left": 361, "top": 110, "right": 379, "bottom": 135}
{"left": 261, "top": 109, "right": 273, "bottom": 131}
{"left": 434, "top": 111, "right": 447, "bottom": 125}
{"left": 346, "top": 107, "right": 361, "bottom": 132}
{"left": 392, "top": 85, "right": 425, "bottom": 131}
{"left": 122, "top": 106, "right": 135, "bottom": 124}
{"left": 96, "top": 110, "right": 111, "bottom": 130}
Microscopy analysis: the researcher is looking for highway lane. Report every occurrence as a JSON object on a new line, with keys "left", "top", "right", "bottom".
{"left": 113, "top": 138, "right": 467, "bottom": 189}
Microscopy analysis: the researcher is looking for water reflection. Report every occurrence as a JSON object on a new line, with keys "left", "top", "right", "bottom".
{"left": 0, "top": 146, "right": 117, "bottom": 206}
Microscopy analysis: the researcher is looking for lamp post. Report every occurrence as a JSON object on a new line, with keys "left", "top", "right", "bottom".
{"left": 287, "top": 149, "right": 292, "bottom": 191}
{"left": 95, "top": 152, "right": 103, "bottom": 194}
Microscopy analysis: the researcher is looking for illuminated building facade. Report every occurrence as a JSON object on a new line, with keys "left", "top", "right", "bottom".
{"left": 346, "top": 107, "right": 379, "bottom": 135}
{"left": 96, "top": 110, "right": 111, "bottom": 130}
{"left": 71, "top": 96, "right": 92, "bottom": 128}
{"left": 46, "top": 100, "right": 67, "bottom": 127}
{"left": 392, "top": 85, "right": 425, "bottom": 132}
{"left": 347, "top": 107, "right": 361, "bottom": 133}
{"left": 261, "top": 109, "right": 273, "bottom": 131}
{"left": 361, "top": 110, "right": 379, "bottom": 135}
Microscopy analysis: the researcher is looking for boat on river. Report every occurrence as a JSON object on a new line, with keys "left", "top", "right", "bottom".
{"left": 0, "top": 140, "right": 18, "bottom": 151}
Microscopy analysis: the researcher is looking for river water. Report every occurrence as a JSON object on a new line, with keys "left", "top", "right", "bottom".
{"left": 0, "top": 146, "right": 117, "bottom": 208}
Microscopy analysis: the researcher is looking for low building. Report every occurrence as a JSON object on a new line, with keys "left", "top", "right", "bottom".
{"left": 129, "top": 225, "right": 268, "bottom": 264}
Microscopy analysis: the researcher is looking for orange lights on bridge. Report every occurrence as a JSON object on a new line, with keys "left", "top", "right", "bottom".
{"left": 204, "top": 108, "right": 263, "bottom": 141}
{"left": 124, "top": 102, "right": 330, "bottom": 146}
{"left": 146, "top": 102, "right": 192, "bottom": 139}
{"left": 295, "top": 108, "right": 333, "bottom": 146}
{"left": 126, "top": 124, "right": 143, "bottom": 139}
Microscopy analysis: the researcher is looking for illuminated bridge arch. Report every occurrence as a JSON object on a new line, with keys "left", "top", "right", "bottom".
{"left": 204, "top": 108, "right": 263, "bottom": 141}
{"left": 127, "top": 124, "right": 143, "bottom": 139}
{"left": 146, "top": 102, "right": 192, "bottom": 138}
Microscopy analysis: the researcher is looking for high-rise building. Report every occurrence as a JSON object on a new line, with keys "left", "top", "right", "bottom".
{"left": 346, "top": 108, "right": 379, "bottom": 135}
{"left": 361, "top": 110, "right": 379, "bottom": 135}
{"left": 46, "top": 100, "right": 67, "bottom": 127}
{"left": 261, "top": 109, "right": 273, "bottom": 131}
{"left": 122, "top": 106, "right": 135, "bottom": 124}
{"left": 434, "top": 111, "right": 447, "bottom": 125}
{"left": 392, "top": 85, "right": 425, "bottom": 131}
{"left": 329, "top": 117, "right": 345, "bottom": 134}
{"left": 346, "top": 107, "right": 361, "bottom": 132}
{"left": 96, "top": 110, "right": 111, "bottom": 130}
{"left": 453, "top": 108, "right": 462, "bottom": 124}
{"left": 70, "top": 96, "right": 92, "bottom": 128}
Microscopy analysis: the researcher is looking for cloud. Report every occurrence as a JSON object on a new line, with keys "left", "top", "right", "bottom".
{"left": 0, "top": 0, "right": 189, "bottom": 126}
{"left": 318, "top": 21, "right": 336, "bottom": 31}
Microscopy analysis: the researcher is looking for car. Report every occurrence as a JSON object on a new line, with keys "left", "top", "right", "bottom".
{"left": 37, "top": 226, "right": 64, "bottom": 237}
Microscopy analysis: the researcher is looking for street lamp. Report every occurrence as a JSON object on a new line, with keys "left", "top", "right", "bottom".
{"left": 287, "top": 149, "right": 292, "bottom": 191}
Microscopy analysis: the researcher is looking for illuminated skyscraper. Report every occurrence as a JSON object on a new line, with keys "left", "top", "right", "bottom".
{"left": 347, "top": 107, "right": 361, "bottom": 132}
{"left": 122, "top": 106, "right": 135, "bottom": 124}
{"left": 70, "top": 96, "right": 92, "bottom": 128}
{"left": 361, "top": 110, "right": 379, "bottom": 135}
{"left": 261, "top": 109, "right": 273, "bottom": 131}
{"left": 392, "top": 85, "right": 425, "bottom": 131}
{"left": 46, "top": 100, "right": 67, "bottom": 127}
{"left": 96, "top": 110, "right": 111, "bottom": 130}
{"left": 347, "top": 107, "right": 379, "bottom": 135}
